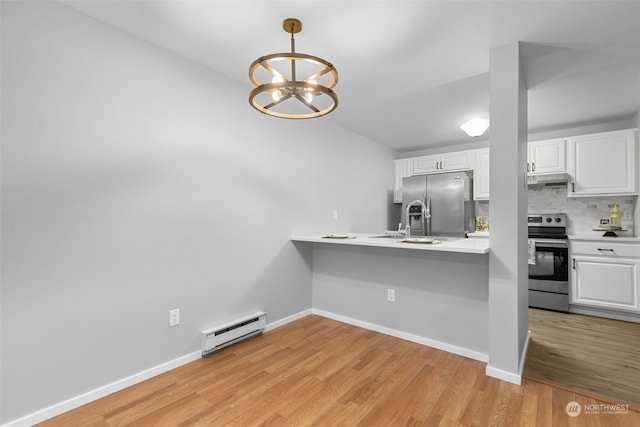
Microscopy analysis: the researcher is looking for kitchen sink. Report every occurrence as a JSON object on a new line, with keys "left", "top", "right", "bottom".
{"left": 367, "top": 234, "right": 463, "bottom": 242}
{"left": 431, "top": 236, "right": 464, "bottom": 242}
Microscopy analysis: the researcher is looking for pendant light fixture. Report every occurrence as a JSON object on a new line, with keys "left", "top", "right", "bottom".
{"left": 249, "top": 18, "right": 338, "bottom": 119}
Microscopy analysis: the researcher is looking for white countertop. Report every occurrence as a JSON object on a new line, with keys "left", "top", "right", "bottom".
{"left": 291, "top": 233, "right": 490, "bottom": 254}
{"left": 568, "top": 234, "right": 640, "bottom": 243}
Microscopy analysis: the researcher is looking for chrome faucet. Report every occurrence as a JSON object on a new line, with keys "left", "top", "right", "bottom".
{"left": 405, "top": 199, "right": 430, "bottom": 239}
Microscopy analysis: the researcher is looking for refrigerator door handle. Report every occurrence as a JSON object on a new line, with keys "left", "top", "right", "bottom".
{"left": 425, "top": 196, "right": 431, "bottom": 219}
{"left": 425, "top": 196, "right": 432, "bottom": 237}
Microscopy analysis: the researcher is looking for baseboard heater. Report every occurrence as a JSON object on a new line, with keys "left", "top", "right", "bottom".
{"left": 201, "top": 311, "right": 266, "bottom": 357}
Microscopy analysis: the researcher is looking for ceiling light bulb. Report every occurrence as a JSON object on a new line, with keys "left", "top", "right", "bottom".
{"left": 303, "top": 92, "right": 313, "bottom": 103}
{"left": 460, "top": 118, "right": 490, "bottom": 137}
{"left": 271, "top": 75, "right": 285, "bottom": 101}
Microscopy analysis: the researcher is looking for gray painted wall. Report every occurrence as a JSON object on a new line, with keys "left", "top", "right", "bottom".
{"left": 311, "top": 244, "right": 489, "bottom": 355}
{"left": 0, "top": 2, "right": 393, "bottom": 422}
{"left": 487, "top": 42, "right": 529, "bottom": 379}
{"left": 397, "top": 117, "right": 636, "bottom": 160}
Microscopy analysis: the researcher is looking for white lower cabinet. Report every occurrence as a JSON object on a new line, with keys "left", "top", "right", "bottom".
{"left": 570, "top": 240, "right": 640, "bottom": 313}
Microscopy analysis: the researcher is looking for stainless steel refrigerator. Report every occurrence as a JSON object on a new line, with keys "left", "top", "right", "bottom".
{"left": 401, "top": 171, "right": 475, "bottom": 237}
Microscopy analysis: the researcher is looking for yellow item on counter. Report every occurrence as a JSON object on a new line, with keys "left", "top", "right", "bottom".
{"left": 610, "top": 204, "right": 621, "bottom": 227}
{"left": 475, "top": 216, "right": 489, "bottom": 231}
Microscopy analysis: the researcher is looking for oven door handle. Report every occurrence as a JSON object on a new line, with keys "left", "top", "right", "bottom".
{"left": 530, "top": 238, "right": 568, "bottom": 248}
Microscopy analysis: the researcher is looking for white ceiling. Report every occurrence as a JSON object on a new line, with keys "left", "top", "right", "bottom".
{"left": 63, "top": 0, "right": 640, "bottom": 152}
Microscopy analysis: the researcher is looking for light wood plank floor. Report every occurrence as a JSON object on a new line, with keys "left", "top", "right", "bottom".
{"left": 39, "top": 315, "right": 640, "bottom": 426}
{"left": 524, "top": 308, "right": 640, "bottom": 409}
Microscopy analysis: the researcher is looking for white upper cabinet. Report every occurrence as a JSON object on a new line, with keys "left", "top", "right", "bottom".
{"left": 568, "top": 129, "right": 638, "bottom": 197}
{"left": 393, "top": 158, "right": 412, "bottom": 203}
{"left": 473, "top": 148, "right": 490, "bottom": 200}
{"left": 528, "top": 138, "right": 567, "bottom": 175}
{"left": 411, "top": 151, "right": 474, "bottom": 175}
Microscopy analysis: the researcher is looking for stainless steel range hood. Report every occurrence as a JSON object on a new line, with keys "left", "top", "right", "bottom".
{"left": 527, "top": 173, "right": 569, "bottom": 187}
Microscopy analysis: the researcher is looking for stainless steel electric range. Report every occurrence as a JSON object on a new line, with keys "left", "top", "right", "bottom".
{"left": 528, "top": 213, "right": 569, "bottom": 312}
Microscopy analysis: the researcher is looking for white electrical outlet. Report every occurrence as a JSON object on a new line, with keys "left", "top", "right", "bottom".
{"left": 169, "top": 309, "right": 180, "bottom": 327}
{"left": 333, "top": 209, "right": 338, "bottom": 220}
{"left": 387, "top": 288, "right": 395, "bottom": 302}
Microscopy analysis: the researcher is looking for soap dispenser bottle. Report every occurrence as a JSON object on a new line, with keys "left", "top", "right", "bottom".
{"left": 610, "top": 204, "right": 621, "bottom": 227}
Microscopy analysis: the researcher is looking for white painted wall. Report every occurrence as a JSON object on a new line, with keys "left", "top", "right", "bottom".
{"left": 0, "top": 2, "right": 393, "bottom": 423}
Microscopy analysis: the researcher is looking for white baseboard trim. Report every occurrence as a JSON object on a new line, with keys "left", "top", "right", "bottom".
{"left": 1, "top": 351, "right": 201, "bottom": 427}
{"left": 311, "top": 309, "right": 489, "bottom": 363}
{"left": 265, "top": 308, "right": 312, "bottom": 332}
{"left": 485, "top": 329, "right": 531, "bottom": 386}
{"left": 485, "top": 365, "right": 521, "bottom": 385}
{"left": 519, "top": 330, "right": 532, "bottom": 380}
{"left": 570, "top": 305, "right": 640, "bottom": 323}
{"left": 2, "top": 309, "right": 312, "bottom": 427}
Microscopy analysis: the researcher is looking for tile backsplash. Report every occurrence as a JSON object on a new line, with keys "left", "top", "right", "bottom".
{"left": 528, "top": 186, "right": 635, "bottom": 235}
{"left": 474, "top": 187, "right": 636, "bottom": 235}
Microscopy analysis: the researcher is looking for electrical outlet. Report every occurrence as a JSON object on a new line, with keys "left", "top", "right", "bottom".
{"left": 387, "top": 288, "right": 395, "bottom": 302}
{"left": 623, "top": 210, "right": 631, "bottom": 220}
{"left": 333, "top": 209, "right": 338, "bottom": 220}
{"left": 169, "top": 309, "right": 180, "bottom": 327}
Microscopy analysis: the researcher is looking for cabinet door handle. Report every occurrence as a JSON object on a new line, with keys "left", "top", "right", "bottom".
{"left": 572, "top": 258, "right": 576, "bottom": 269}
{"left": 532, "top": 162, "right": 536, "bottom": 172}
{"left": 435, "top": 160, "right": 439, "bottom": 170}
{"left": 572, "top": 182, "right": 575, "bottom": 192}
{"left": 597, "top": 248, "right": 615, "bottom": 252}
{"left": 527, "top": 163, "right": 530, "bottom": 172}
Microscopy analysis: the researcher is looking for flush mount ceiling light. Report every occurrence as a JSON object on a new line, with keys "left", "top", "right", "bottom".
{"left": 249, "top": 18, "right": 338, "bottom": 119}
{"left": 460, "top": 118, "right": 490, "bottom": 137}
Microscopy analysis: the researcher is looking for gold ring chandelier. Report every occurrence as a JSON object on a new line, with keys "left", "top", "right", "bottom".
{"left": 249, "top": 18, "right": 338, "bottom": 119}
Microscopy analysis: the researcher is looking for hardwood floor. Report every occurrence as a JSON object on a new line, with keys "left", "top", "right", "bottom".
{"left": 39, "top": 315, "right": 640, "bottom": 426}
{"left": 524, "top": 308, "right": 640, "bottom": 409}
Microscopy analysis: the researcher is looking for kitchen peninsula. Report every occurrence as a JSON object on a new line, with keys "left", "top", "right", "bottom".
{"left": 292, "top": 234, "right": 490, "bottom": 362}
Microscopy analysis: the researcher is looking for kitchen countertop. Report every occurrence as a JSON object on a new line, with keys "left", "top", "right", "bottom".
{"left": 291, "top": 233, "right": 490, "bottom": 254}
{"left": 568, "top": 234, "right": 640, "bottom": 243}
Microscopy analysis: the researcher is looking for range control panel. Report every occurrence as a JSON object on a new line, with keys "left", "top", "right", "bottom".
{"left": 527, "top": 213, "right": 567, "bottom": 227}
